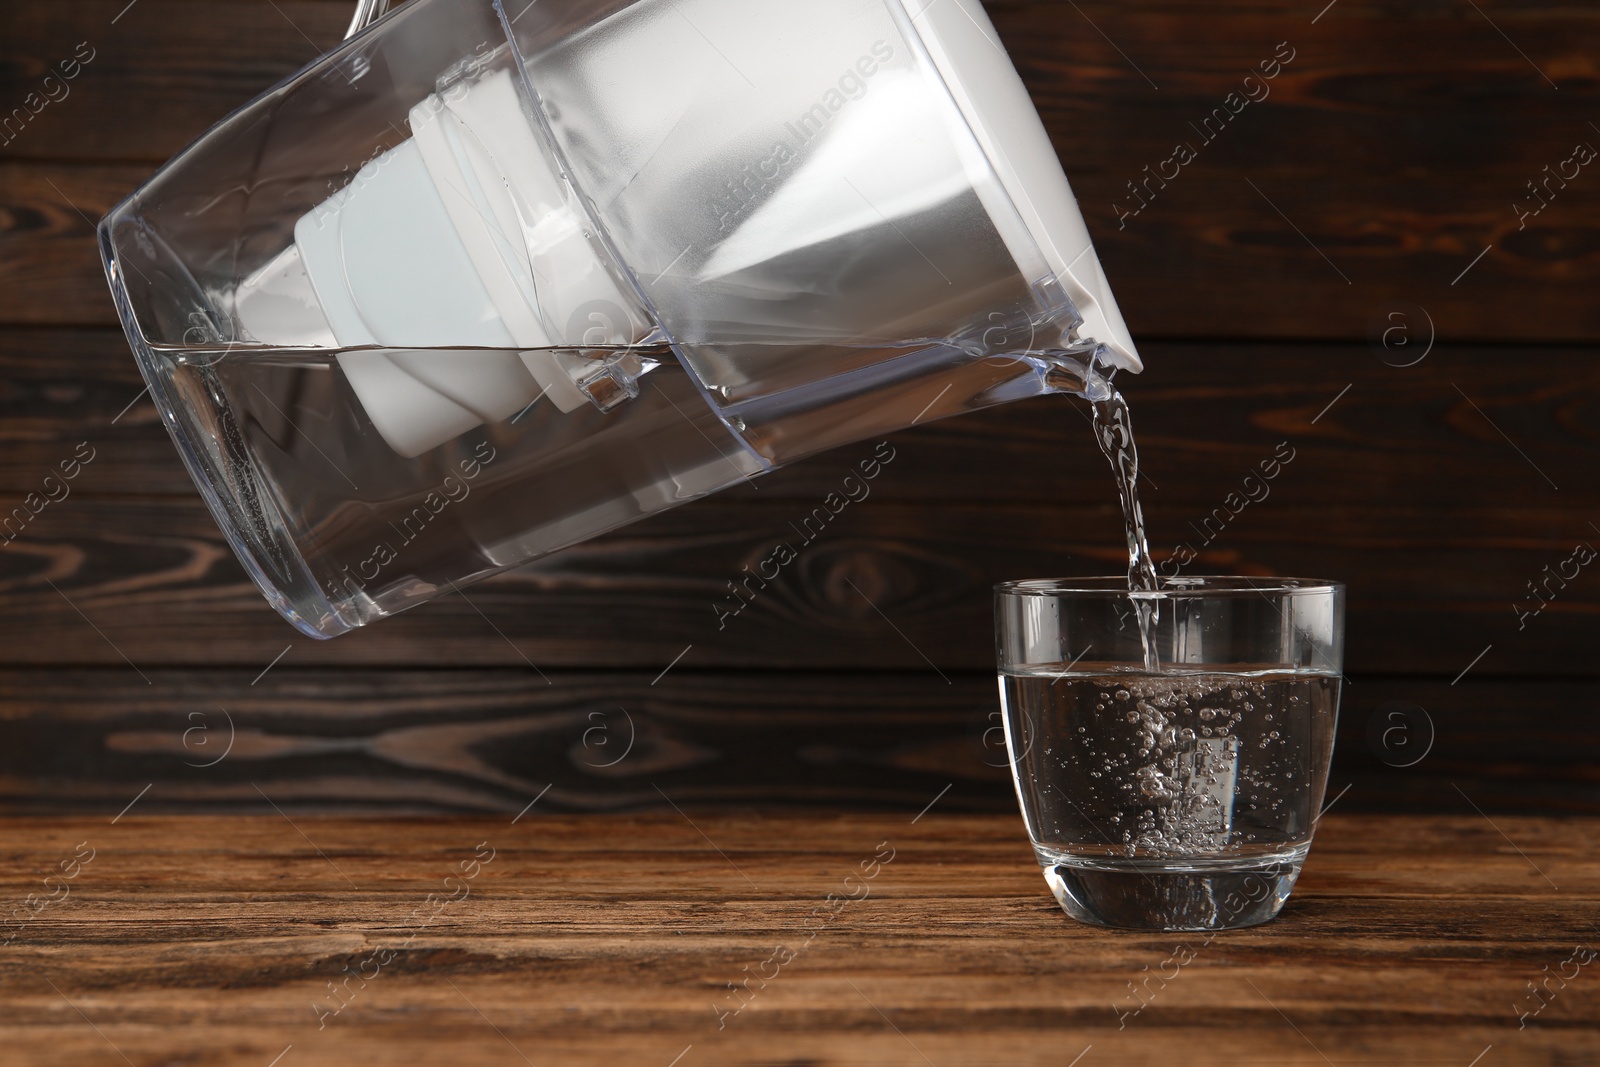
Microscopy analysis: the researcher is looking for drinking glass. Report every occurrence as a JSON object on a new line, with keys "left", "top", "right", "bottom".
{"left": 995, "top": 577, "right": 1344, "bottom": 931}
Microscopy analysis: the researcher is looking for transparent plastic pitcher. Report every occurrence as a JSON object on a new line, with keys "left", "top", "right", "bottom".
{"left": 99, "top": 0, "right": 1142, "bottom": 639}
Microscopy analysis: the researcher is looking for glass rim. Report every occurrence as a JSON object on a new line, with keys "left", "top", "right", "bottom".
{"left": 995, "top": 576, "right": 1344, "bottom": 599}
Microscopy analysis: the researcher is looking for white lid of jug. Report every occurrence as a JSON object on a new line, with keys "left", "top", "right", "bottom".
{"left": 899, "top": 0, "right": 1141, "bottom": 372}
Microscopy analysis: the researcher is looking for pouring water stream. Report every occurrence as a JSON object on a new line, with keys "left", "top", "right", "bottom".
{"left": 1088, "top": 381, "right": 1162, "bottom": 672}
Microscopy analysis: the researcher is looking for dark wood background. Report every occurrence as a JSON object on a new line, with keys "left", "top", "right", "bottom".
{"left": 0, "top": 0, "right": 1595, "bottom": 816}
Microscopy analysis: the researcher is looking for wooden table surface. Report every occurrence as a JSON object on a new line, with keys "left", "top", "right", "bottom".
{"left": 2, "top": 812, "right": 1596, "bottom": 1066}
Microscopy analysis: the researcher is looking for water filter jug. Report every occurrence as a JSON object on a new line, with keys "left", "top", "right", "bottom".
{"left": 99, "top": 0, "right": 1142, "bottom": 638}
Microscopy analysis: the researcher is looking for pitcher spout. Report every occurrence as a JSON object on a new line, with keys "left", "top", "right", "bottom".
{"left": 1035, "top": 345, "right": 1122, "bottom": 404}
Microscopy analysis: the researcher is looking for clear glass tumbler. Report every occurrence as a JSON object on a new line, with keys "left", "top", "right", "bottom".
{"left": 995, "top": 577, "right": 1344, "bottom": 931}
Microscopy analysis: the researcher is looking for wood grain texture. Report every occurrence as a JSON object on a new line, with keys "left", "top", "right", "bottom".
{"left": 0, "top": 164, "right": 139, "bottom": 327}
{"left": 0, "top": 669, "right": 1593, "bottom": 816}
{"left": 0, "top": 490, "right": 1593, "bottom": 674}
{"left": 0, "top": 814, "right": 1596, "bottom": 1065}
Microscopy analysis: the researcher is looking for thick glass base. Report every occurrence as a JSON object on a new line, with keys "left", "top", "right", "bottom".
{"left": 1039, "top": 848, "right": 1306, "bottom": 931}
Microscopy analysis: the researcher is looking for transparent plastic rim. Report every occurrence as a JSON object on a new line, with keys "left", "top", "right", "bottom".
{"left": 995, "top": 576, "right": 1344, "bottom": 599}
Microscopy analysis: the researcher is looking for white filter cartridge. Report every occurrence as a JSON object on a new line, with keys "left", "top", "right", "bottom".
{"left": 243, "top": 70, "right": 645, "bottom": 458}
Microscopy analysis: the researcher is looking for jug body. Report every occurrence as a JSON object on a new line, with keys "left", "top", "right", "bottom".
{"left": 100, "top": 0, "right": 1140, "bottom": 638}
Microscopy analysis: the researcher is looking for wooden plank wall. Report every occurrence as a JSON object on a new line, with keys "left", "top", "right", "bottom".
{"left": 0, "top": 0, "right": 1595, "bottom": 815}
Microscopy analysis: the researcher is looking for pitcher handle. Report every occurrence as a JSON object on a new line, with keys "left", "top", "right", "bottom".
{"left": 345, "top": 0, "right": 393, "bottom": 39}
